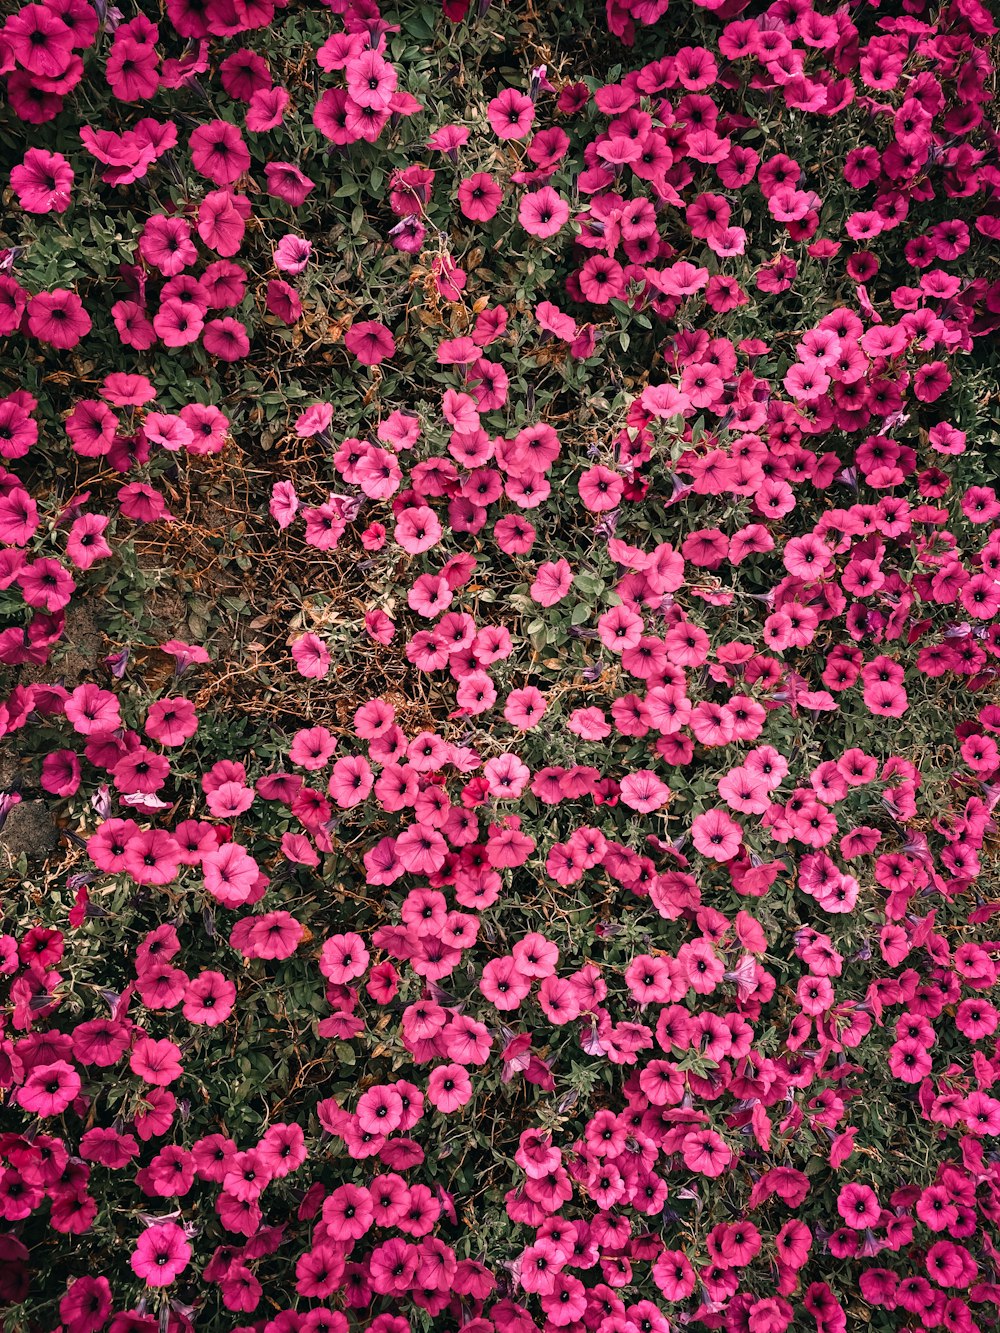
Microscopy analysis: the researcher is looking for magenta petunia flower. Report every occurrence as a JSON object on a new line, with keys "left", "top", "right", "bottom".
{"left": 619, "top": 770, "right": 671, "bottom": 813}
{"left": 153, "top": 297, "right": 203, "bottom": 347}
{"left": 345, "top": 50, "right": 397, "bottom": 110}
{"left": 16, "top": 1060, "right": 80, "bottom": 1116}
{"left": 345, "top": 319, "right": 395, "bottom": 366}
{"left": 189, "top": 120, "right": 250, "bottom": 186}
{"left": 264, "top": 161, "right": 314, "bottom": 206}
{"left": 273, "top": 234, "right": 312, "bottom": 275}
{"left": 139, "top": 215, "right": 197, "bottom": 275}
{"left": 530, "top": 559, "right": 572, "bottom": 607}
{"left": 144, "top": 697, "right": 198, "bottom": 746}
{"left": 247, "top": 86, "right": 290, "bottom": 132}
{"left": 487, "top": 88, "right": 534, "bottom": 140}
{"left": 319, "top": 932, "right": 369, "bottom": 984}
{"left": 578, "top": 255, "right": 625, "bottom": 304}
{"left": 458, "top": 172, "right": 502, "bottom": 222}
{"left": 291, "top": 631, "right": 330, "bottom": 678}
{"left": 6, "top": 4, "right": 74, "bottom": 77}
{"left": 26, "top": 288, "right": 91, "bottom": 348}
{"left": 197, "top": 189, "right": 246, "bottom": 257}
{"left": 202, "top": 317, "right": 250, "bottom": 362}
{"left": 691, "top": 808, "right": 743, "bottom": 862}
{"left": 10, "top": 147, "right": 73, "bottom": 213}
{"left": 129, "top": 1037, "right": 183, "bottom": 1087}
{"left": 130, "top": 1222, "right": 191, "bottom": 1287}
{"left": 202, "top": 842, "right": 260, "bottom": 907}
{"left": 427, "top": 1063, "right": 473, "bottom": 1112}
{"left": 578, "top": 464, "right": 624, "bottom": 513}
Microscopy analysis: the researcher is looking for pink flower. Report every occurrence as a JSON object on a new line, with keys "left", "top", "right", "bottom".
{"left": 427, "top": 1063, "right": 473, "bottom": 1112}
{"left": 140, "top": 215, "right": 197, "bottom": 275}
{"left": 27, "top": 289, "right": 91, "bottom": 349}
{"left": 183, "top": 970, "right": 236, "bottom": 1025}
{"left": 368, "top": 1240, "right": 418, "bottom": 1296}
{"left": 130, "top": 1222, "right": 191, "bottom": 1287}
{"left": 266, "top": 280, "right": 302, "bottom": 324}
{"left": 323, "top": 1183, "right": 374, "bottom": 1241}
{"left": 189, "top": 120, "right": 250, "bottom": 185}
{"left": 530, "top": 559, "right": 572, "bottom": 607}
{"left": 396, "top": 823, "right": 447, "bottom": 873}
{"left": 202, "top": 843, "right": 260, "bottom": 907}
{"left": 291, "top": 632, "right": 330, "bottom": 679}
{"left": 289, "top": 724, "right": 337, "bottom": 770}
{"left": 130, "top": 1037, "right": 184, "bottom": 1087}
{"left": 243, "top": 911, "right": 303, "bottom": 961}
{"left": 320, "top": 932, "right": 369, "bottom": 983}
{"left": 145, "top": 697, "right": 198, "bottom": 747}
{"left": 356, "top": 1085, "right": 403, "bottom": 1135}
{"left": 16, "top": 1060, "right": 80, "bottom": 1116}
{"left": 488, "top": 88, "right": 534, "bottom": 140}
{"left": 653, "top": 1250, "right": 696, "bottom": 1301}
{"left": 274, "top": 234, "right": 312, "bottom": 275}
{"left": 19, "top": 556, "right": 75, "bottom": 611}
{"left": 198, "top": 189, "right": 246, "bottom": 256}
{"left": 328, "top": 754, "right": 373, "bottom": 808}
{"left": 223, "top": 1147, "right": 272, "bottom": 1203}
{"left": 160, "top": 637, "right": 212, "bottom": 672}
{"left": 394, "top": 506, "right": 442, "bottom": 554}
{"left": 578, "top": 465, "right": 623, "bottom": 513}
{"left": 264, "top": 162, "right": 313, "bottom": 208}
{"left": 511, "top": 933, "right": 558, "bottom": 981}
{"left": 578, "top": 256, "right": 625, "bottom": 304}
{"left": 5, "top": 4, "right": 74, "bottom": 77}
{"left": 537, "top": 976, "right": 582, "bottom": 1024}
{"left": 346, "top": 51, "right": 397, "bottom": 110}
{"left": 365, "top": 609, "right": 395, "bottom": 645}
{"left": 458, "top": 172, "right": 502, "bottom": 222}
{"left": 620, "top": 770, "right": 671, "bottom": 813}
{"left": 536, "top": 300, "right": 578, "bottom": 341}
{"left": 0, "top": 395, "right": 37, "bottom": 460}
{"left": 480, "top": 956, "right": 532, "bottom": 1010}
{"left": 681, "top": 1128, "right": 732, "bottom": 1178}
{"left": 270, "top": 480, "right": 299, "bottom": 529}
{"left": 504, "top": 687, "right": 546, "bottom": 730}
{"left": 568, "top": 706, "right": 609, "bottom": 740}
{"left": 0, "top": 278, "right": 27, "bottom": 337}
{"left": 783, "top": 362, "right": 830, "bottom": 401}
{"left": 154, "top": 297, "right": 203, "bottom": 347}
{"left": 65, "top": 683, "right": 121, "bottom": 735}
{"left": 678, "top": 937, "right": 724, "bottom": 994}
{"left": 681, "top": 362, "right": 723, "bottom": 408}
{"left": 202, "top": 317, "right": 250, "bottom": 362}
{"left": 519, "top": 187, "right": 569, "bottom": 238}
{"left": 205, "top": 778, "right": 254, "bottom": 821}
{"left": 0, "top": 487, "right": 38, "bottom": 545}
{"left": 837, "top": 1183, "right": 880, "bottom": 1229}
{"left": 345, "top": 320, "right": 396, "bottom": 366}
{"left": 913, "top": 360, "right": 951, "bottom": 402}
{"left": 691, "top": 808, "right": 743, "bottom": 861}
{"left": 428, "top": 124, "right": 469, "bottom": 155}
{"left": 10, "top": 148, "right": 73, "bottom": 213}
{"left": 888, "top": 1038, "right": 932, "bottom": 1083}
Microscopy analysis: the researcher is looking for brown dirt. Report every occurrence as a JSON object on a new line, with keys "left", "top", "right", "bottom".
{"left": 0, "top": 799, "right": 58, "bottom": 866}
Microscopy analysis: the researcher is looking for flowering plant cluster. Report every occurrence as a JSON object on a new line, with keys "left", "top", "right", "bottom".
{"left": 1, "top": 0, "right": 1000, "bottom": 1330}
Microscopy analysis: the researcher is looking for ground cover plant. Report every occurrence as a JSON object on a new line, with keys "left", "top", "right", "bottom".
{"left": 1, "top": 0, "right": 1000, "bottom": 1328}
